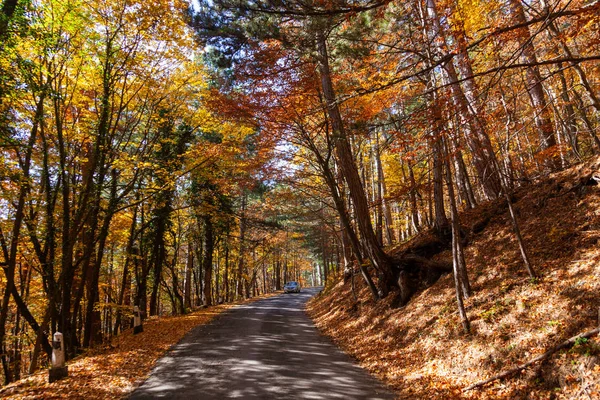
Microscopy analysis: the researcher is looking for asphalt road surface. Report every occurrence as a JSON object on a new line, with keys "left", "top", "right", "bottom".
{"left": 130, "top": 287, "right": 395, "bottom": 400}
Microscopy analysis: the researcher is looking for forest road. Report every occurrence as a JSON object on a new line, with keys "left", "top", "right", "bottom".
{"left": 129, "top": 287, "right": 395, "bottom": 399}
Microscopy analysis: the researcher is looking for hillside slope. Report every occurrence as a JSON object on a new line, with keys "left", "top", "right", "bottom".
{"left": 307, "top": 157, "right": 600, "bottom": 399}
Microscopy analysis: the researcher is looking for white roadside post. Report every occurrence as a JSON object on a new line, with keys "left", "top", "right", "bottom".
{"left": 48, "top": 332, "right": 68, "bottom": 382}
{"left": 133, "top": 305, "right": 143, "bottom": 334}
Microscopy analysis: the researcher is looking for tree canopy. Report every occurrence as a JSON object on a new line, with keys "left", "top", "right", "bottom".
{"left": 0, "top": 0, "right": 599, "bottom": 386}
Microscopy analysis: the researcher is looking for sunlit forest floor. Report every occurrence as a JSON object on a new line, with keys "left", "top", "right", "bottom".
{"left": 307, "top": 156, "right": 600, "bottom": 399}
{"left": 0, "top": 295, "right": 276, "bottom": 399}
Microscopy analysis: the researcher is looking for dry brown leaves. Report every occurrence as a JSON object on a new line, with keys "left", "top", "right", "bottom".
{"left": 307, "top": 156, "right": 600, "bottom": 399}
{"left": 0, "top": 294, "right": 276, "bottom": 400}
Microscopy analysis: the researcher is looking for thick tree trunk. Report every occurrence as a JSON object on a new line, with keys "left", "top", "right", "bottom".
{"left": 507, "top": 0, "right": 558, "bottom": 166}
{"left": 429, "top": 109, "right": 449, "bottom": 233}
{"left": 149, "top": 220, "right": 166, "bottom": 316}
{"left": 170, "top": 261, "right": 185, "bottom": 315}
{"left": 315, "top": 30, "right": 394, "bottom": 294}
{"left": 83, "top": 167, "right": 117, "bottom": 348}
{"left": 134, "top": 200, "right": 148, "bottom": 316}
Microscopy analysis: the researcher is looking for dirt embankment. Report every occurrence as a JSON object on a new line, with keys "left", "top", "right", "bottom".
{"left": 307, "top": 157, "right": 600, "bottom": 399}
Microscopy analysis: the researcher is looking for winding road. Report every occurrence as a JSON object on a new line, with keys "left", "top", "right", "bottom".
{"left": 130, "top": 287, "right": 395, "bottom": 399}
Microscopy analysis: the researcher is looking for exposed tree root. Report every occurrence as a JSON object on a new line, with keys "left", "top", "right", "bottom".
{"left": 389, "top": 253, "right": 453, "bottom": 307}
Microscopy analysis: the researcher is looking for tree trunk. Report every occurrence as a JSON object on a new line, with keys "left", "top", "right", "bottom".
{"left": 444, "top": 139, "right": 471, "bottom": 332}
{"left": 149, "top": 213, "right": 167, "bottom": 316}
{"left": 83, "top": 167, "right": 118, "bottom": 348}
{"left": 0, "top": 95, "right": 50, "bottom": 381}
{"left": 114, "top": 204, "right": 137, "bottom": 335}
{"left": 224, "top": 236, "right": 230, "bottom": 302}
{"left": 0, "top": 0, "right": 19, "bottom": 43}
{"left": 295, "top": 118, "right": 379, "bottom": 298}
{"left": 406, "top": 162, "right": 421, "bottom": 233}
{"left": 429, "top": 108, "right": 449, "bottom": 234}
{"left": 506, "top": 0, "right": 558, "bottom": 167}
{"left": 452, "top": 146, "right": 476, "bottom": 209}
{"left": 236, "top": 195, "right": 247, "bottom": 298}
{"left": 315, "top": 29, "right": 394, "bottom": 294}
{"left": 375, "top": 131, "right": 395, "bottom": 245}
{"left": 275, "top": 251, "right": 281, "bottom": 290}
{"left": 555, "top": 64, "right": 579, "bottom": 157}
{"left": 184, "top": 244, "right": 193, "bottom": 309}
{"left": 202, "top": 215, "right": 214, "bottom": 306}
{"left": 425, "top": 0, "right": 503, "bottom": 199}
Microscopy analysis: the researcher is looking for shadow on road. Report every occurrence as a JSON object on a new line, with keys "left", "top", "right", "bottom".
{"left": 130, "top": 287, "right": 394, "bottom": 400}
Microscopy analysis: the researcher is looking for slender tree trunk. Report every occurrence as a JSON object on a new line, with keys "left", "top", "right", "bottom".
{"left": 554, "top": 64, "right": 579, "bottom": 157}
{"left": 452, "top": 146, "right": 476, "bottom": 209}
{"left": 571, "top": 88, "right": 600, "bottom": 151}
{"left": 0, "top": 96, "right": 52, "bottom": 381}
{"left": 224, "top": 236, "right": 230, "bottom": 302}
{"left": 374, "top": 131, "right": 395, "bottom": 245}
{"left": 297, "top": 118, "right": 379, "bottom": 298}
{"left": 444, "top": 140, "right": 471, "bottom": 297}
{"left": 275, "top": 251, "right": 281, "bottom": 290}
{"left": 202, "top": 215, "right": 214, "bottom": 306}
{"left": 114, "top": 204, "right": 137, "bottom": 335}
{"left": 236, "top": 195, "right": 247, "bottom": 298}
{"left": 503, "top": 187, "right": 535, "bottom": 277}
{"left": 541, "top": 5, "right": 600, "bottom": 114}
{"left": 424, "top": 0, "right": 503, "bottom": 199}
{"left": 29, "top": 305, "right": 52, "bottom": 374}
{"left": 184, "top": 245, "right": 193, "bottom": 309}
{"left": 405, "top": 162, "right": 421, "bottom": 233}
{"left": 443, "top": 139, "right": 471, "bottom": 332}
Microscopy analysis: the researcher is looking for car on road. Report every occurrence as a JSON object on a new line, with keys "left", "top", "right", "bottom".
{"left": 283, "top": 281, "right": 301, "bottom": 293}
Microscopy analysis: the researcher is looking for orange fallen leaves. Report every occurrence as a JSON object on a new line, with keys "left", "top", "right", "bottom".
{"left": 306, "top": 158, "right": 600, "bottom": 400}
{"left": 0, "top": 294, "right": 276, "bottom": 399}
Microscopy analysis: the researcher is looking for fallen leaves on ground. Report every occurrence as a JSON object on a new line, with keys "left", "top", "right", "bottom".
{"left": 307, "top": 157, "right": 600, "bottom": 399}
{"left": 0, "top": 294, "right": 276, "bottom": 399}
